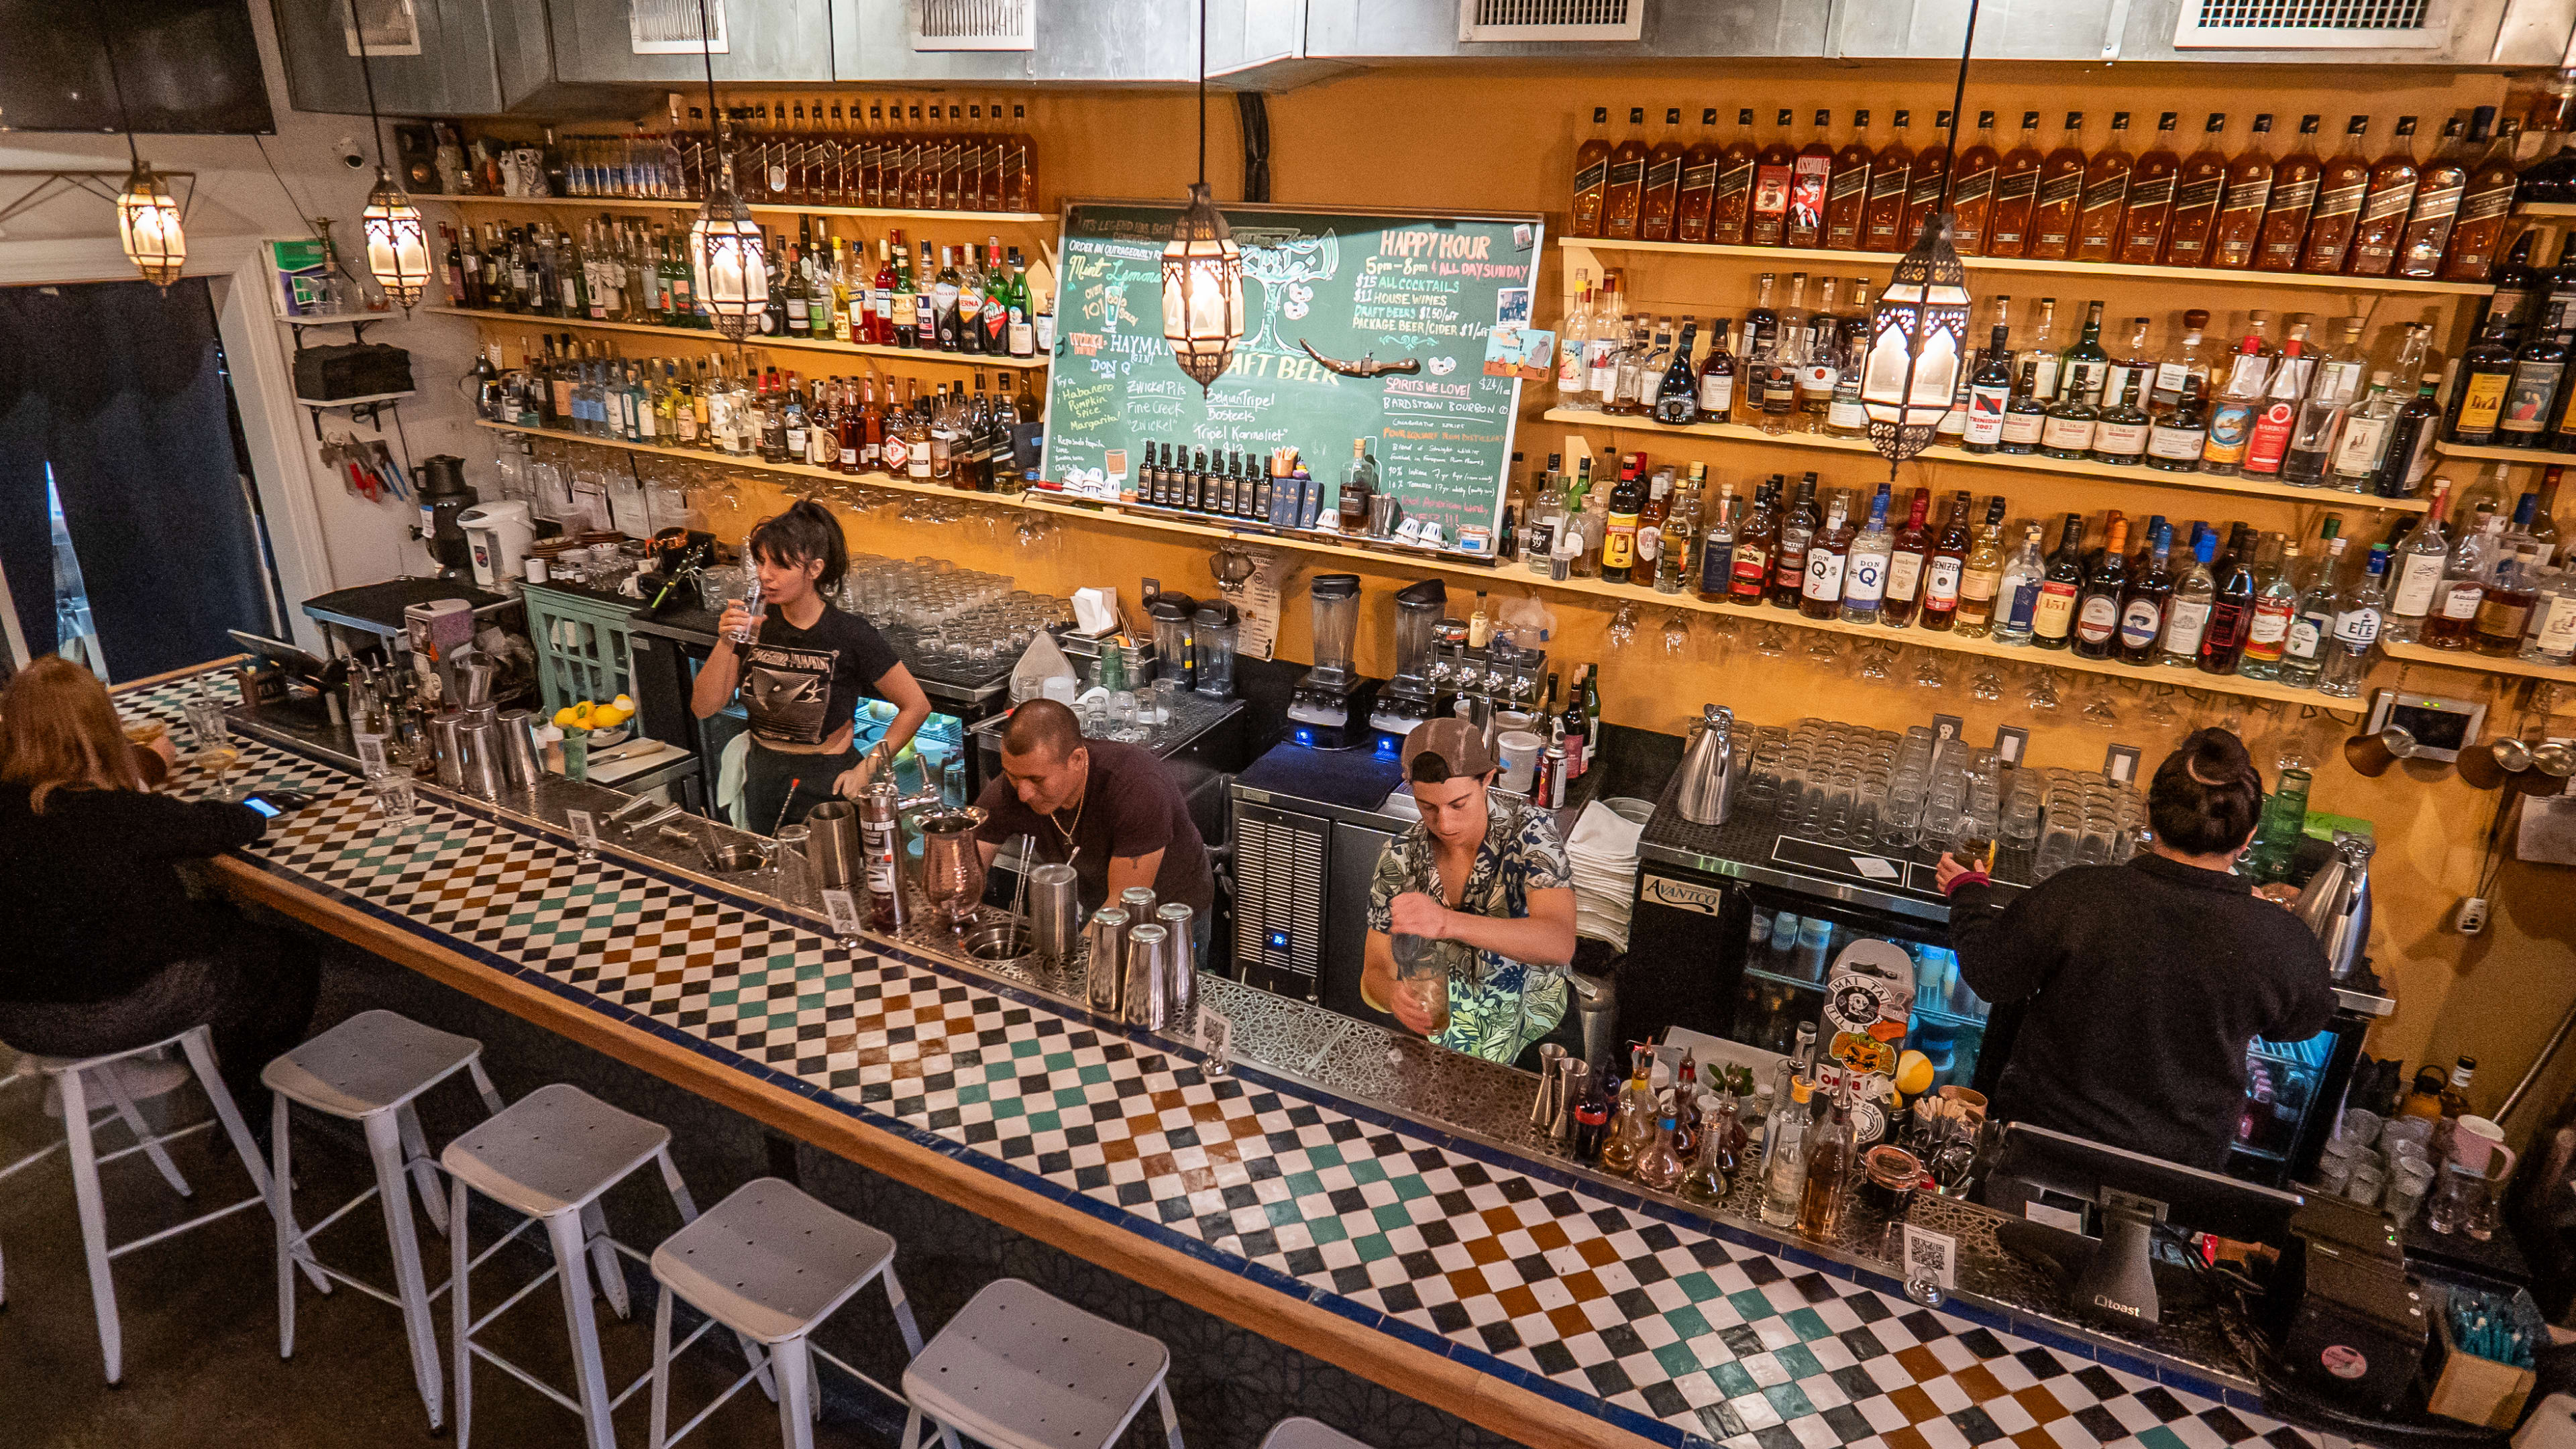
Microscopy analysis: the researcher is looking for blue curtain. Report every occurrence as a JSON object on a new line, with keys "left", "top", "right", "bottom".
{"left": 0, "top": 279, "right": 272, "bottom": 682}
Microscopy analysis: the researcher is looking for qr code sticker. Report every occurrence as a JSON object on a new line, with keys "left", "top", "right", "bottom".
{"left": 1902, "top": 1224, "right": 1957, "bottom": 1290}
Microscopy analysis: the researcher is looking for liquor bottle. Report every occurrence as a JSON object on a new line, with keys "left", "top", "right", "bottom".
{"left": 2059, "top": 299, "right": 2112, "bottom": 405}
{"left": 2039, "top": 370, "right": 2100, "bottom": 463}
{"left": 2445, "top": 108, "right": 2518, "bottom": 280}
{"left": 1902, "top": 110, "right": 1955, "bottom": 252}
{"left": 1755, "top": 278, "right": 1804, "bottom": 433}
{"left": 1825, "top": 326, "right": 1868, "bottom": 439}
{"left": 1760, "top": 1078, "right": 1813, "bottom": 1228}
{"left": 1953, "top": 507, "right": 2007, "bottom": 638}
{"left": 2281, "top": 317, "right": 2369, "bottom": 485}
{"left": 2211, "top": 113, "right": 2278, "bottom": 268}
{"left": 2253, "top": 115, "right": 2325, "bottom": 272}
{"left": 1994, "top": 521, "right": 2048, "bottom": 645}
{"left": 2070, "top": 110, "right": 2135, "bottom": 262}
{"left": 2280, "top": 535, "right": 2350, "bottom": 687}
{"left": 1909, "top": 490, "right": 1969, "bottom": 631}
{"left": 2499, "top": 313, "right": 2573, "bottom": 448}
{"left": 2200, "top": 525, "right": 2259, "bottom": 673}
{"left": 1864, "top": 109, "right": 1915, "bottom": 252}
{"left": 1641, "top": 105, "right": 1686, "bottom": 241}
{"left": 2426, "top": 513, "right": 2504, "bottom": 649}
{"left": 1796, "top": 1081, "right": 1856, "bottom": 1242}
{"left": 1950, "top": 111, "right": 2002, "bottom": 254}
{"left": 1711, "top": 108, "right": 1760, "bottom": 246}
{"left": 2347, "top": 116, "right": 2422, "bottom": 276}
{"left": 2070, "top": 517, "right": 2131, "bottom": 659}
{"left": 2028, "top": 111, "right": 2089, "bottom": 261}
{"left": 1750, "top": 109, "right": 1797, "bottom": 247}
{"left": 2116, "top": 111, "right": 2183, "bottom": 264}
{"left": 2163, "top": 113, "right": 2233, "bottom": 267}
{"left": 1604, "top": 106, "right": 1648, "bottom": 238}
{"left": 2239, "top": 537, "right": 2304, "bottom": 679}
{"left": 1731, "top": 476, "right": 1778, "bottom": 604}
{"left": 2376, "top": 372, "right": 2445, "bottom": 498}
{"left": 1571, "top": 107, "right": 1613, "bottom": 233}
{"left": 1788, "top": 109, "right": 1835, "bottom": 249}
{"left": 2302, "top": 116, "right": 2374, "bottom": 274}
{"left": 1677, "top": 107, "right": 1721, "bottom": 242}
{"left": 2099, "top": 313, "right": 2157, "bottom": 418}
{"left": 1964, "top": 319, "right": 2014, "bottom": 453}
{"left": 2332, "top": 372, "right": 2404, "bottom": 491}
{"left": 1601, "top": 1044, "right": 1655, "bottom": 1175}
{"left": 2201, "top": 314, "right": 2279, "bottom": 474}
{"left": 1880, "top": 488, "right": 1933, "bottom": 627}
{"left": 2396, "top": 115, "right": 2471, "bottom": 278}
{"left": 2475, "top": 499, "right": 2544, "bottom": 655}
{"left": 1651, "top": 317, "right": 1702, "bottom": 425}
{"left": 2094, "top": 372, "right": 2153, "bottom": 467}
{"left": 1825, "top": 109, "right": 1873, "bottom": 251}
{"left": 2524, "top": 559, "right": 2576, "bottom": 665}
{"left": 2447, "top": 316, "right": 2521, "bottom": 447}
{"left": 1986, "top": 110, "right": 2047, "bottom": 258}
{"left": 1772, "top": 474, "right": 1821, "bottom": 608}
{"left": 1841, "top": 487, "right": 1894, "bottom": 623}
{"left": 2386, "top": 478, "right": 2455, "bottom": 642}
{"left": 1696, "top": 480, "right": 1736, "bottom": 603}
{"left": 2321, "top": 545, "right": 2391, "bottom": 696}
{"left": 1799, "top": 491, "right": 1854, "bottom": 621}
{"left": 2118, "top": 528, "right": 2177, "bottom": 665}
{"left": 1696, "top": 319, "right": 1737, "bottom": 422}
{"left": 2475, "top": 230, "right": 2545, "bottom": 341}
{"left": 2160, "top": 531, "right": 2220, "bottom": 666}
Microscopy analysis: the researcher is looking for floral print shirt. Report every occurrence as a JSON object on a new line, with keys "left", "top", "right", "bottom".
{"left": 1367, "top": 800, "right": 1573, "bottom": 1064}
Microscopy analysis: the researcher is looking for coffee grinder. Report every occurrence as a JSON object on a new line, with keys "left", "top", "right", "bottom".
{"left": 416, "top": 455, "right": 478, "bottom": 580}
{"left": 1369, "top": 579, "right": 1444, "bottom": 735}
{"left": 1287, "top": 574, "right": 1377, "bottom": 750}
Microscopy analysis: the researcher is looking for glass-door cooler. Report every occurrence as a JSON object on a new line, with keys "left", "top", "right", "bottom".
{"left": 1727, "top": 882, "right": 1996, "bottom": 1094}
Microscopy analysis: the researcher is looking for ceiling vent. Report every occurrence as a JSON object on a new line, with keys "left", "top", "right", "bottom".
{"left": 2172, "top": 0, "right": 2450, "bottom": 49}
{"left": 630, "top": 0, "right": 729, "bottom": 54}
{"left": 1458, "top": 0, "right": 1646, "bottom": 43}
{"left": 343, "top": 0, "right": 423, "bottom": 57}
{"left": 912, "top": 0, "right": 1038, "bottom": 51}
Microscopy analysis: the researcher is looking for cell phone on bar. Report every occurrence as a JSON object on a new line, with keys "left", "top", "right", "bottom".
{"left": 238, "top": 790, "right": 313, "bottom": 819}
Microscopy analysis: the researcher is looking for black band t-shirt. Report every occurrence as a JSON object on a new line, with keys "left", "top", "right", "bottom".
{"left": 739, "top": 604, "right": 903, "bottom": 747}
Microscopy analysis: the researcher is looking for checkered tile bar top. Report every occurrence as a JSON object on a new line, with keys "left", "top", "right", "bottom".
{"left": 116, "top": 663, "right": 2358, "bottom": 1449}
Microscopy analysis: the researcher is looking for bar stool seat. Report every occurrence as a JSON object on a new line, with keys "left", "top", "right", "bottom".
{"left": 264, "top": 1009, "right": 504, "bottom": 1432}
{"left": 445, "top": 1082, "right": 676, "bottom": 1217}
{"left": 1259, "top": 1418, "right": 1373, "bottom": 1449}
{"left": 899, "top": 1278, "right": 1182, "bottom": 1449}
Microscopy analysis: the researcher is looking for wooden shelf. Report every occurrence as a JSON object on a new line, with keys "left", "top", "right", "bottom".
{"left": 2514, "top": 203, "right": 2576, "bottom": 217}
{"left": 1554, "top": 237, "right": 2494, "bottom": 297}
{"left": 2433, "top": 440, "right": 2576, "bottom": 466}
{"left": 427, "top": 194, "right": 1051, "bottom": 225}
{"left": 2379, "top": 639, "right": 2576, "bottom": 684}
{"left": 478, "top": 418, "right": 2368, "bottom": 716}
{"left": 427, "top": 306, "right": 1049, "bottom": 370}
{"left": 1539, "top": 409, "right": 2432, "bottom": 513}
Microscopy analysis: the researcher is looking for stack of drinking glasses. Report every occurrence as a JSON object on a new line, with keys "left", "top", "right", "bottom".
{"left": 835, "top": 553, "right": 1070, "bottom": 675}
{"left": 2023, "top": 771, "right": 2148, "bottom": 881}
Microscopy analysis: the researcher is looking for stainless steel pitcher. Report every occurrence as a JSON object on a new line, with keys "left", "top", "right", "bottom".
{"left": 2293, "top": 830, "right": 2375, "bottom": 981}
{"left": 1083, "top": 907, "right": 1130, "bottom": 1016}
{"left": 1155, "top": 901, "right": 1196, "bottom": 1026}
{"left": 804, "top": 801, "right": 861, "bottom": 892}
{"left": 1674, "top": 704, "right": 1737, "bottom": 826}
{"left": 1123, "top": 922, "right": 1173, "bottom": 1032}
{"left": 912, "top": 805, "right": 989, "bottom": 929}
{"left": 1028, "top": 864, "right": 1082, "bottom": 961}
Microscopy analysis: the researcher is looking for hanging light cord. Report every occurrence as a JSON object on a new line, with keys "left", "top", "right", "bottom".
{"left": 1882, "top": 0, "right": 1984, "bottom": 483}
{"left": 695, "top": 0, "right": 749, "bottom": 364}
{"left": 83, "top": 6, "right": 140, "bottom": 172}
{"left": 1935, "top": 0, "right": 1984, "bottom": 217}
{"left": 344, "top": 0, "right": 389, "bottom": 177}
{"left": 1197, "top": 0, "right": 1209, "bottom": 188}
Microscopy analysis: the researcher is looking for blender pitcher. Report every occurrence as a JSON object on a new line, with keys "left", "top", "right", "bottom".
{"left": 1149, "top": 596, "right": 1195, "bottom": 690}
{"left": 1307, "top": 575, "right": 1362, "bottom": 688}
{"left": 1193, "top": 602, "right": 1237, "bottom": 697}
{"left": 1391, "top": 580, "right": 1444, "bottom": 694}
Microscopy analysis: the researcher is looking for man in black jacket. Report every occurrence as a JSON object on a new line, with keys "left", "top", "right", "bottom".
{"left": 1935, "top": 729, "right": 2337, "bottom": 1171}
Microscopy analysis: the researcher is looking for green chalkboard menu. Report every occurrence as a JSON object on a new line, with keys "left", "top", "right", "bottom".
{"left": 1040, "top": 200, "right": 1546, "bottom": 553}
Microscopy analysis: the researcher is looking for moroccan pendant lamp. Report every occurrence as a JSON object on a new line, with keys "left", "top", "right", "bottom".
{"left": 1161, "top": 0, "right": 1244, "bottom": 392}
{"left": 1861, "top": 0, "right": 1983, "bottom": 472}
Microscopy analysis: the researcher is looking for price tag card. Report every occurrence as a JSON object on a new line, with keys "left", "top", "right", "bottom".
{"left": 1931, "top": 714, "right": 1964, "bottom": 743}
{"left": 1902, "top": 1224, "right": 1958, "bottom": 1290}
{"left": 1993, "top": 725, "right": 2030, "bottom": 767}
{"left": 356, "top": 735, "right": 388, "bottom": 777}
{"left": 822, "top": 889, "right": 865, "bottom": 939}
{"left": 2104, "top": 744, "right": 2143, "bottom": 784}
{"left": 566, "top": 809, "right": 599, "bottom": 856}
{"left": 1195, "top": 1004, "right": 1234, "bottom": 1076}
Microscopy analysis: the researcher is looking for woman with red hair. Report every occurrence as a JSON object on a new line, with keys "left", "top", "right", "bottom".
{"left": 0, "top": 659, "right": 317, "bottom": 1122}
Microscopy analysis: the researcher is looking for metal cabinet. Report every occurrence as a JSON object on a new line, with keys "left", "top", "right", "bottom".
{"left": 545, "top": 0, "right": 837, "bottom": 85}
{"left": 269, "top": 0, "right": 503, "bottom": 115}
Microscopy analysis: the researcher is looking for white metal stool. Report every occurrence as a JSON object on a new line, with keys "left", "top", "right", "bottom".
{"left": 442, "top": 1083, "right": 724, "bottom": 1449}
{"left": 646, "top": 1177, "right": 957, "bottom": 1449}
{"left": 897, "top": 1278, "right": 1185, "bottom": 1449}
{"left": 1, "top": 1025, "right": 323, "bottom": 1382}
{"left": 1258, "top": 1418, "right": 1374, "bottom": 1449}
{"left": 263, "top": 1009, "right": 506, "bottom": 1430}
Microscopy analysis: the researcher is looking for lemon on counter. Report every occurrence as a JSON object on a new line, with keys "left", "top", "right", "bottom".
{"left": 611, "top": 694, "right": 635, "bottom": 713}
{"left": 552, "top": 705, "right": 583, "bottom": 729}
{"left": 1894, "top": 1050, "right": 1935, "bottom": 1097}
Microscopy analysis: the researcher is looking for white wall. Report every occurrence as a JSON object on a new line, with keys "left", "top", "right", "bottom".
{"left": 0, "top": 0, "right": 491, "bottom": 638}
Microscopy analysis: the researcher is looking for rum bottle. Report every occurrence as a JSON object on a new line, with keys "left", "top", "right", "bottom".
{"left": 2446, "top": 316, "right": 2520, "bottom": 447}
{"left": 2253, "top": 114, "right": 2325, "bottom": 272}
{"left": 2118, "top": 111, "right": 2183, "bottom": 264}
{"left": 2027, "top": 111, "right": 2088, "bottom": 261}
{"left": 1964, "top": 317, "right": 2014, "bottom": 453}
{"left": 1697, "top": 480, "right": 1737, "bottom": 603}
{"left": 2074, "top": 517, "right": 2132, "bottom": 658}
{"left": 1799, "top": 491, "right": 1852, "bottom": 620}
{"left": 1882, "top": 486, "right": 1934, "bottom": 626}
{"left": 1603, "top": 107, "right": 1648, "bottom": 238}
{"left": 1825, "top": 109, "right": 1874, "bottom": 251}
{"left": 1953, "top": 502, "right": 2011, "bottom": 638}
{"left": 2030, "top": 513, "right": 2087, "bottom": 649}
{"left": 2301, "top": 115, "right": 2373, "bottom": 274}
{"left": 1919, "top": 490, "right": 1976, "bottom": 631}
{"left": 2200, "top": 525, "right": 2259, "bottom": 672}
{"left": 2387, "top": 478, "right": 2455, "bottom": 641}
{"left": 2163, "top": 113, "right": 2233, "bottom": 268}
{"left": 1731, "top": 476, "right": 1778, "bottom": 604}
{"left": 1986, "top": 110, "right": 2047, "bottom": 258}
{"left": 1571, "top": 105, "right": 1612, "bottom": 235}
{"left": 1841, "top": 486, "right": 1893, "bottom": 623}
{"left": 2161, "top": 531, "right": 2220, "bottom": 665}
{"left": 1641, "top": 105, "right": 1685, "bottom": 241}
{"left": 2075, "top": 111, "right": 2133, "bottom": 262}
{"left": 2347, "top": 116, "right": 2421, "bottom": 276}
{"left": 2120, "top": 529, "right": 2177, "bottom": 665}
{"left": 1864, "top": 109, "right": 1915, "bottom": 252}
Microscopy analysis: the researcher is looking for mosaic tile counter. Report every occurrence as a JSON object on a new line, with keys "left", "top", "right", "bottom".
{"left": 121, "top": 659, "right": 2362, "bottom": 1449}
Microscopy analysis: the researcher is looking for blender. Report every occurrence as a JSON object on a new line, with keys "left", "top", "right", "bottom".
{"left": 1370, "top": 579, "right": 1444, "bottom": 735}
{"left": 1287, "top": 574, "right": 1376, "bottom": 749}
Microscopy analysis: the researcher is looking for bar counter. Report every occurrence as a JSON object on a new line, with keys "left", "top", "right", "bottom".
{"left": 121, "top": 659, "right": 2358, "bottom": 1449}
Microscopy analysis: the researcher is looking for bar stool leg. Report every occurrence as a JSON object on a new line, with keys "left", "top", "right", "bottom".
{"left": 1155, "top": 1380, "right": 1183, "bottom": 1449}
{"left": 466, "top": 1059, "right": 504, "bottom": 1116}
{"left": 451, "top": 1176, "right": 475, "bottom": 1449}
{"left": 545, "top": 1208, "right": 620, "bottom": 1449}
{"left": 176, "top": 1026, "right": 328, "bottom": 1294}
{"left": 772, "top": 1335, "right": 817, "bottom": 1449}
{"left": 648, "top": 1284, "right": 676, "bottom": 1449}
{"left": 96, "top": 1061, "right": 189, "bottom": 1197}
{"left": 880, "top": 1267, "right": 962, "bottom": 1449}
{"left": 362, "top": 1110, "right": 445, "bottom": 1431}
{"left": 578, "top": 1199, "right": 632, "bottom": 1320}
{"left": 394, "top": 1102, "right": 448, "bottom": 1236}
{"left": 272, "top": 1094, "right": 296, "bottom": 1360}
{"left": 56, "top": 1069, "right": 123, "bottom": 1384}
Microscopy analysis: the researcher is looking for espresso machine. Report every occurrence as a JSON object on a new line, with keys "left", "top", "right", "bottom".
{"left": 1286, "top": 574, "right": 1377, "bottom": 750}
{"left": 1369, "top": 580, "right": 1444, "bottom": 736}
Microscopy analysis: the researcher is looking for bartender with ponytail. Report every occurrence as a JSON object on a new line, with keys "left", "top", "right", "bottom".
{"left": 691, "top": 502, "right": 932, "bottom": 830}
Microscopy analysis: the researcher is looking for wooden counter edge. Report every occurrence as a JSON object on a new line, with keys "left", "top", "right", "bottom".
{"left": 214, "top": 857, "right": 1668, "bottom": 1449}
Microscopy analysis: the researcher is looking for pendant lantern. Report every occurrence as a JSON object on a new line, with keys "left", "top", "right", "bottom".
{"left": 362, "top": 170, "right": 431, "bottom": 307}
{"left": 117, "top": 162, "right": 186, "bottom": 287}
{"left": 1163, "top": 182, "right": 1245, "bottom": 392}
{"left": 1861, "top": 213, "right": 1972, "bottom": 464}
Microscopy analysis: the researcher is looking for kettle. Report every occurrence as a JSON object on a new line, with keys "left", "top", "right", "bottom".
{"left": 2292, "top": 831, "right": 2375, "bottom": 981}
{"left": 458, "top": 500, "right": 535, "bottom": 590}
{"left": 1674, "top": 704, "right": 1737, "bottom": 826}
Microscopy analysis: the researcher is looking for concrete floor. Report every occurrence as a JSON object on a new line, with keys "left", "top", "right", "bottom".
{"left": 0, "top": 1057, "right": 877, "bottom": 1448}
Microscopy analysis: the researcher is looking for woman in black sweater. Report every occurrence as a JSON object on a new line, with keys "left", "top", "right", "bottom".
{"left": 0, "top": 659, "right": 318, "bottom": 1119}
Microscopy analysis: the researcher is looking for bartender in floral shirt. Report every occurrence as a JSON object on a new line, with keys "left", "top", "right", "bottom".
{"left": 1362, "top": 719, "right": 1577, "bottom": 1065}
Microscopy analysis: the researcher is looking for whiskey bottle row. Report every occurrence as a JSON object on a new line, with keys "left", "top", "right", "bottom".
{"left": 1569, "top": 103, "right": 2519, "bottom": 281}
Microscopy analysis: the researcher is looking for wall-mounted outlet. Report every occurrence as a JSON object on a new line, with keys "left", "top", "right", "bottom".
{"left": 2456, "top": 896, "right": 2489, "bottom": 935}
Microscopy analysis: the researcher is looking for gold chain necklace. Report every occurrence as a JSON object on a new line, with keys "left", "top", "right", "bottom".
{"left": 1045, "top": 776, "right": 1086, "bottom": 865}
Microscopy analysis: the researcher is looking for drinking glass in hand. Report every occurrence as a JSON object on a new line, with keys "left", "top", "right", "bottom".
{"left": 723, "top": 570, "right": 763, "bottom": 645}
{"left": 1391, "top": 933, "right": 1452, "bottom": 1036}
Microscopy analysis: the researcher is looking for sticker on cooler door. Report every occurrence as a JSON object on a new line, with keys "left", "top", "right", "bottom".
{"left": 1641, "top": 875, "right": 1726, "bottom": 916}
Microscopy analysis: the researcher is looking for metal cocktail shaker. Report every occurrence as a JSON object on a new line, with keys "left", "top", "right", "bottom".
{"left": 1119, "top": 885, "right": 1157, "bottom": 922}
{"left": 429, "top": 714, "right": 467, "bottom": 789}
{"left": 1083, "top": 907, "right": 1130, "bottom": 1016}
{"left": 804, "top": 801, "right": 861, "bottom": 892}
{"left": 494, "top": 708, "right": 543, "bottom": 790}
{"left": 1122, "top": 923, "right": 1172, "bottom": 1032}
{"left": 458, "top": 719, "right": 504, "bottom": 800}
{"left": 1028, "top": 864, "right": 1082, "bottom": 961}
{"left": 1154, "top": 901, "right": 1196, "bottom": 1026}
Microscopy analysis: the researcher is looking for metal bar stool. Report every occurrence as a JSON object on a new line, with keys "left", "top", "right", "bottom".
{"left": 896, "top": 1279, "right": 1184, "bottom": 1449}
{"left": 645, "top": 1177, "right": 958, "bottom": 1449}
{"left": 0, "top": 1049, "right": 184, "bottom": 1305}
{"left": 263, "top": 1009, "right": 506, "bottom": 1432}
{"left": 1259, "top": 1419, "right": 1373, "bottom": 1449}
{"left": 3, "top": 1025, "right": 324, "bottom": 1382}
{"left": 441, "top": 1083, "right": 751, "bottom": 1449}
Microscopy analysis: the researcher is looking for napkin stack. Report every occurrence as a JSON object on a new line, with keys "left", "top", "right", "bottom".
{"left": 1566, "top": 800, "right": 1646, "bottom": 951}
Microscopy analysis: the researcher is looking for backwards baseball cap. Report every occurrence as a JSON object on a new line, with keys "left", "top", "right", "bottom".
{"left": 1399, "top": 717, "right": 1498, "bottom": 780}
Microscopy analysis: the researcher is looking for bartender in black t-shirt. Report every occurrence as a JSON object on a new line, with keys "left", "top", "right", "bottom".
{"left": 691, "top": 501, "right": 931, "bottom": 831}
